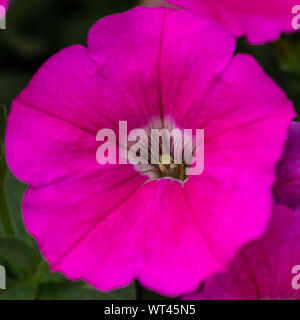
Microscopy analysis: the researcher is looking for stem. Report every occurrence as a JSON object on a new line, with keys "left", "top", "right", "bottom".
{"left": 135, "top": 281, "right": 144, "bottom": 300}
{"left": 0, "top": 164, "right": 15, "bottom": 237}
{"left": 0, "top": 190, "right": 15, "bottom": 237}
{"left": 0, "top": 105, "right": 15, "bottom": 237}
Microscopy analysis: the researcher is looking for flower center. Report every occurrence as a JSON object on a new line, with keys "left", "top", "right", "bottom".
{"left": 130, "top": 118, "right": 194, "bottom": 184}
{"left": 156, "top": 155, "right": 188, "bottom": 182}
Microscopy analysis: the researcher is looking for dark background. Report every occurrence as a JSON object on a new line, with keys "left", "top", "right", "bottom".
{"left": 0, "top": 0, "right": 299, "bottom": 300}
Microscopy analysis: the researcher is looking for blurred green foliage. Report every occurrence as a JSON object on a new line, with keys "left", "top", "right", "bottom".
{"left": 237, "top": 34, "right": 300, "bottom": 120}
{"left": 0, "top": 0, "right": 299, "bottom": 300}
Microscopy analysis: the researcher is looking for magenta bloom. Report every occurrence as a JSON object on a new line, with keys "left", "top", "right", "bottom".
{"left": 184, "top": 204, "right": 300, "bottom": 300}
{"left": 5, "top": 7, "right": 294, "bottom": 296}
{"left": 167, "top": 0, "right": 299, "bottom": 44}
{"left": 274, "top": 121, "right": 300, "bottom": 210}
{"left": 0, "top": 0, "right": 8, "bottom": 19}
{"left": 0, "top": 0, "right": 8, "bottom": 9}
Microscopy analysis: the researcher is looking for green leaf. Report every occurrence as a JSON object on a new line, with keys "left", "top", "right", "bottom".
{"left": 31, "top": 260, "right": 67, "bottom": 285}
{"left": 37, "top": 282, "right": 136, "bottom": 300}
{"left": 0, "top": 284, "right": 37, "bottom": 300}
{"left": 0, "top": 237, "right": 41, "bottom": 270}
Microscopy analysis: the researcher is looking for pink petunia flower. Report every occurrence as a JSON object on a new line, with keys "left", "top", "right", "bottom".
{"left": 167, "top": 0, "right": 299, "bottom": 44}
{"left": 183, "top": 204, "right": 300, "bottom": 300}
{"left": 274, "top": 121, "right": 300, "bottom": 210}
{"left": 5, "top": 7, "right": 295, "bottom": 296}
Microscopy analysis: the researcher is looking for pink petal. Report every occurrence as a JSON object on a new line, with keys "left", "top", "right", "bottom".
{"left": 6, "top": 45, "right": 108, "bottom": 187}
{"left": 23, "top": 177, "right": 226, "bottom": 296}
{"left": 88, "top": 6, "right": 236, "bottom": 123}
{"left": 168, "top": 0, "right": 299, "bottom": 44}
{"left": 184, "top": 204, "right": 300, "bottom": 300}
{"left": 274, "top": 121, "right": 300, "bottom": 210}
{"left": 5, "top": 41, "right": 160, "bottom": 186}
